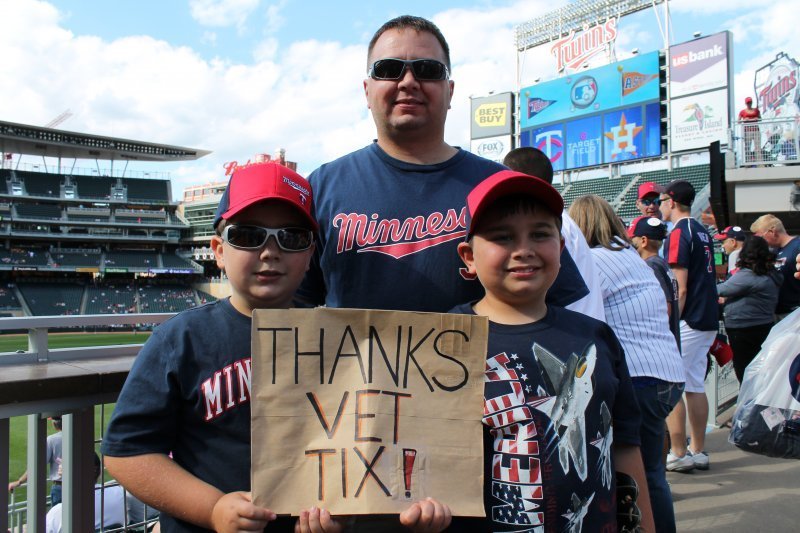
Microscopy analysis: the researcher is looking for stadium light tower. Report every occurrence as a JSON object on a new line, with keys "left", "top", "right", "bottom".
{"left": 44, "top": 109, "right": 73, "bottom": 129}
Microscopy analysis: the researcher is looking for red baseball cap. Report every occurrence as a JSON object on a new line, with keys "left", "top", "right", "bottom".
{"left": 213, "top": 162, "right": 317, "bottom": 231}
{"left": 714, "top": 225, "right": 746, "bottom": 241}
{"left": 709, "top": 334, "right": 733, "bottom": 367}
{"left": 466, "top": 170, "right": 564, "bottom": 237}
{"left": 637, "top": 182, "right": 659, "bottom": 200}
{"left": 745, "top": 96, "right": 753, "bottom": 104}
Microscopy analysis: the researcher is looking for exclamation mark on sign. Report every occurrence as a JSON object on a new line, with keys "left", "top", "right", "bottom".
{"left": 403, "top": 448, "right": 417, "bottom": 498}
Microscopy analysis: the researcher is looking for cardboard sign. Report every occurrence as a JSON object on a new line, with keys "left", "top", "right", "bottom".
{"left": 251, "top": 308, "right": 488, "bottom": 516}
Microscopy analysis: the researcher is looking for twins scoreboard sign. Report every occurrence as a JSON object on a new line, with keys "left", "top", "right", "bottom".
{"left": 755, "top": 52, "right": 800, "bottom": 120}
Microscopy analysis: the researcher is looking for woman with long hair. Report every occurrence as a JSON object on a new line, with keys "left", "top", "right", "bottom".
{"left": 568, "top": 195, "right": 684, "bottom": 532}
{"left": 717, "top": 234, "right": 782, "bottom": 383}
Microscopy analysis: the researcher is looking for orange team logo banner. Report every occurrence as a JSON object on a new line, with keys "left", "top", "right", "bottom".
{"left": 250, "top": 307, "right": 488, "bottom": 516}
{"left": 622, "top": 71, "right": 658, "bottom": 97}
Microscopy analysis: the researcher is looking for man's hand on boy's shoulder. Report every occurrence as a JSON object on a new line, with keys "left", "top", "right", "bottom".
{"left": 210, "top": 491, "right": 276, "bottom": 532}
{"left": 294, "top": 507, "right": 343, "bottom": 533}
{"left": 400, "top": 498, "right": 452, "bottom": 533}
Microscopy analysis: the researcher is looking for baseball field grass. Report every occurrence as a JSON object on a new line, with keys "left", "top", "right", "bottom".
{"left": 4, "top": 331, "right": 149, "bottom": 505}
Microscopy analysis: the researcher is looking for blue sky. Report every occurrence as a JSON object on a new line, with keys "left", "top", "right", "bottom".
{"left": 1, "top": 0, "right": 797, "bottom": 196}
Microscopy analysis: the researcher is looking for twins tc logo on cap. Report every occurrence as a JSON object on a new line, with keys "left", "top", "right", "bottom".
{"left": 213, "top": 162, "right": 317, "bottom": 231}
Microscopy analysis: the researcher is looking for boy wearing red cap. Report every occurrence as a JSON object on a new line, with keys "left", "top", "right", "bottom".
{"left": 451, "top": 171, "right": 653, "bottom": 532}
{"left": 102, "top": 163, "right": 316, "bottom": 532}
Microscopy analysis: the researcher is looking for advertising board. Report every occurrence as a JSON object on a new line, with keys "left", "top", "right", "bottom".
{"left": 602, "top": 103, "right": 661, "bottom": 163}
{"left": 519, "top": 125, "right": 565, "bottom": 172}
{"left": 566, "top": 116, "right": 603, "bottom": 169}
{"left": 521, "top": 51, "right": 660, "bottom": 129}
{"left": 470, "top": 93, "right": 514, "bottom": 139}
{"left": 670, "top": 89, "right": 729, "bottom": 152}
{"left": 522, "top": 102, "right": 661, "bottom": 169}
{"left": 470, "top": 135, "right": 513, "bottom": 163}
{"left": 669, "top": 32, "right": 730, "bottom": 98}
{"left": 755, "top": 52, "right": 800, "bottom": 120}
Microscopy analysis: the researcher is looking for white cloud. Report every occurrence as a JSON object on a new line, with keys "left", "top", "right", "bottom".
{"left": 3, "top": 0, "right": 798, "bottom": 198}
{"left": 189, "top": 0, "right": 260, "bottom": 29}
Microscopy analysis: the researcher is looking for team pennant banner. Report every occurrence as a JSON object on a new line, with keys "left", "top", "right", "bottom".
{"left": 251, "top": 307, "right": 488, "bottom": 516}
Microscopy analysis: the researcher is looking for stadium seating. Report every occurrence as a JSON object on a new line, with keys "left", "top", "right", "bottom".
{"left": 103, "top": 250, "right": 159, "bottom": 269}
{"left": 19, "top": 172, "right": 61, "bottom": 197}
{"left": 160, "top": 254, "right": 194, "bottom": 269}
{"left": 0, "top": 285, "right": 21, "bottom": 309}
{"left": 15, "top": 203, "right": 63, "bottom": 220}
{"left": 51, "top": 250, "right": 102, "bottom": 267}
{"left": 17, "top": 282, "right": 83, "bottom": 315}
{"left": 138, "top": 284, "right": 198, "bottom": 313}
{"left": 73, "top": 175, "right": 114, "bottom": 199}
{"left": 614, "top": 164, "right": 710, "bottom": 221}
{"left": 0, "top": 247, "right": 49, "bottom": 266}
{"left": 122, "top": 178, "right": 170, "bottom": 202}
{"left": 561, "top": 175, "right": 630, "bottom": 207}
{"left": 196, "top": 290, "right": 217, "bottom": 304}
{"left": 85, "top": 283, "right": 136, "bottom": 315}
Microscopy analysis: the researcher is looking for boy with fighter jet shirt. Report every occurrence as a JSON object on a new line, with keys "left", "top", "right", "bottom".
{"left": 449, "top": 171, "right": 653, "bottom": 532}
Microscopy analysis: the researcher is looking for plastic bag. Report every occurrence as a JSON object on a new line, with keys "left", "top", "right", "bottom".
{"left": 729, "top": 308, "right": 800, "bottom": 459}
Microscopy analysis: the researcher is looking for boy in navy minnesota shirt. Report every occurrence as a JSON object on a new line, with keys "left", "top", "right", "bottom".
{"left": 450, "top": 171, "right": 652, "bottom": 532}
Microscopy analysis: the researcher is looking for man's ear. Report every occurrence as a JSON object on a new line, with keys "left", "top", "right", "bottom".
{"left": 447, "top": 79, "right": 454, "bottom": 109}
{"left": 559, "top": 235, "right": 565, "bottom": 253}
{"left": 363, "top": 79, "right": 371, "bottom": 109}
{"left": 211, "top": 235, "right": 225, "bottom": 272}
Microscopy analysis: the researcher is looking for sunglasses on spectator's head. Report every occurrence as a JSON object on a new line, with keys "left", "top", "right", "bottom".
{"left": 368, "top": 58, "right": 449, "bottom": 81}
{"left": 640, "top": 197, "right": 662, "bottom": 207}
{"left": 222, "top": 225, "right": 313, "bottom": 252}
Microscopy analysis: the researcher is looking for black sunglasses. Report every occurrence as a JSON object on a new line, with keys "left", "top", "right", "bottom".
{"left": 640, "top": 198, "right": 662, "bottom": 207}
{"left": 368, "top": 58, "right": 449, "bottom": 81}
{"left": 222, "top": 225, "right": 313, "bottom": 252}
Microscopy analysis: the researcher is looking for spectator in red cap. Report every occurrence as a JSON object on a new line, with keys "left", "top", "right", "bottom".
{"left": 716, "top": 235, "right": 781, "bottom": 383}
{"left": 738, "top": 96, "right": 761, "bottom": 163}
{"left": 714, "top": 225, "right": 747, "bottom": 277}
{"left": 636, "top": 181, "right": 663, "bottom": 219}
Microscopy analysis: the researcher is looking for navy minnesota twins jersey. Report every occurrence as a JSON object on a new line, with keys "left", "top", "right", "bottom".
{"left": 102, "top": 299, "right": 294, "bottom": 533}
{"left": 296, "top": 142, "right": 505, "bottom": 312}
{"left": 449, "top": 304, "right": 640, "bottom": 533}
{"left": 664, "top": 217, "right": 719, "bottom": 331}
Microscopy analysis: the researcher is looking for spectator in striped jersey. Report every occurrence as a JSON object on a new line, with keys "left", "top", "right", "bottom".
{"left": 570, "top": 195, "right": 684, "bottom": 533}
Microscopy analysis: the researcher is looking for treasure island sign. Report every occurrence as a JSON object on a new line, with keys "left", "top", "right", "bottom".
{"left": 251, "top": 308, "right": 489, "bottom": 515}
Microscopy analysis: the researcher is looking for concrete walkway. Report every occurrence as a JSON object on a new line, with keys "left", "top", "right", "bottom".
{"left": 669, "top": 426, "right": 800, "bottom": 532}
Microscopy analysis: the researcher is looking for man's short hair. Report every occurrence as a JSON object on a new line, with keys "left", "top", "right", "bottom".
{"left": 367, "top": 15, "right": 451, "bottom": 68}
{"left": 750, "top": 213, "right": 785, "bottom": 234}
{"left": 502, "top": 147, "right": 554, "bottom": 184}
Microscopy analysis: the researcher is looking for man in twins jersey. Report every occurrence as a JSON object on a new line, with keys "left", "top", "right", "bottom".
{"left": 659, "top": 180, "right": 719, "bottom": 473}
{"left": 295, "top": 15, "right": 505, "bottom": 313}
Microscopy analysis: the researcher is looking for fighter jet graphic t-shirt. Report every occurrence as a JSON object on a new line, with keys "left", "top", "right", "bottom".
{"left": 449, "top": 304, "right": 641, "bottom": 533}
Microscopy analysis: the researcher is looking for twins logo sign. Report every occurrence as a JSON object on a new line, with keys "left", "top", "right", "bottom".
{"left": 534, "top": 129, "right": 564, "bottom": 169}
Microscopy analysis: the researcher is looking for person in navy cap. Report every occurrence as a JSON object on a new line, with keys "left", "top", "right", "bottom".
{"left": 714, "top": 225, "right": 747, "bottom": 277}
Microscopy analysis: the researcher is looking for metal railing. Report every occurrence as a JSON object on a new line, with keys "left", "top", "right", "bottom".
{"left": 1, "top": 313, "right": 172, "bottom": 533}
{"left": 733, "top": 116, "right": 800, "bottom": 167}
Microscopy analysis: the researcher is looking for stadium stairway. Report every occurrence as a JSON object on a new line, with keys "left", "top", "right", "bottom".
{"left": 79, "top": 286, "right": 89, "bottom": 315}
{"left": 12, "top": 285, "right": 31, "bottom": 316}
